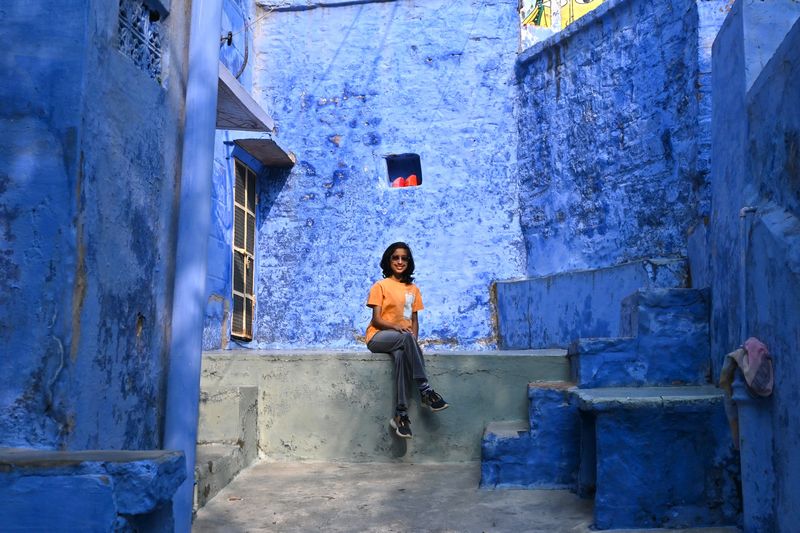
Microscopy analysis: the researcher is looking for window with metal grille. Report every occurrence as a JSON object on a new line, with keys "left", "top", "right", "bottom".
{"left": 232, "top": 159, "right": 257, "bottom": 340}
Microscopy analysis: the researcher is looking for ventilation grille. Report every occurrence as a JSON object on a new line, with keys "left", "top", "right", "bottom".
{"left": 118, "top": 0, "right": 164, "bottom": 82}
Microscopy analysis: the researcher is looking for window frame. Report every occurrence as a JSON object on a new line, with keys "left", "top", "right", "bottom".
{"left": 231, "top": 158, "right": 257, "bottom": 341}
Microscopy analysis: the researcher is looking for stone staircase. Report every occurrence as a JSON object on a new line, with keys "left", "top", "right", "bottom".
{"left": 481, "top": 287, "right": 740, "bottom": 530}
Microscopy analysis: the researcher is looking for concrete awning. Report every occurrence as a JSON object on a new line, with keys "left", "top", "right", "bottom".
{"left": 216, "top": 61, "right": 275, "bottom": 132}
{"left": 234, "top": 139, "right": 296, "bottom": 168}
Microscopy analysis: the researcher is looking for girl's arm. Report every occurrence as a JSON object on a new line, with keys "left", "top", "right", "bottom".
{"left": 411, "top": 312, "right": 419, "bottom": 339}
{"left": 370, "top": 305, "right": 412, "bottom": 333}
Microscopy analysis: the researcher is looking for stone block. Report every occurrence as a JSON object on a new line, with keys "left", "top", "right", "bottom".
{"left": 572, "top": 387, "right": 740, "bottom": 530}
{"left": 480, "top": 383, "right": 579, "bottom": 489}
{"left": 572, "top": 288, "right": 711, "bottom": 388}
{"left": 0, "top": 449, "right": 185, "bottom": 531}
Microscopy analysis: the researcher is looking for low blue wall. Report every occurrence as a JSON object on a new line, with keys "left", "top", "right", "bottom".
{"left": 496, "top": 258, "right": 687, "bottom": 349}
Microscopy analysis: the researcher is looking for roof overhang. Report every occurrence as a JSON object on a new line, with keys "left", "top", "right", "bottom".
{"left": 233, "top": 139, "right": 296, "bottom": 168}
{"left": 216, "top": 61, "right": 275, "bottom": 132}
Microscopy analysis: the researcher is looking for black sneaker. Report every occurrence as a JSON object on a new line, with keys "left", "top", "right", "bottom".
{"left": 421, "top": 389, "right": 449, "bottom": 411}
{"left": 390, "top": 415, "right": 412, "bottom": 439}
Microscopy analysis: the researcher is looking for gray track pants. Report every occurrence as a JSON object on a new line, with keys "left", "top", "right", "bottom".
{"left": 367, "top": 330, "right": 428, "bottom": 413}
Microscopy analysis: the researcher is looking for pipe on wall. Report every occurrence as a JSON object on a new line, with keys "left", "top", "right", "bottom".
{"left": 164, "top": 0, "right": 223, "bottom": 530}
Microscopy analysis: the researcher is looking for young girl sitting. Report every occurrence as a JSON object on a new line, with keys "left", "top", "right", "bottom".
{"left": 365, "top": 242, "right": 449, "bottom": 439}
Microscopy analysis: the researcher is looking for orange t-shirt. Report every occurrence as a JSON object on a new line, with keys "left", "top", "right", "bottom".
{"left": 365, "top": 277, "right": 424, "bottom": 343}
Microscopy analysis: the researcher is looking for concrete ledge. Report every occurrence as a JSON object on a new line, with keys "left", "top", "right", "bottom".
{"left": 201, "top": 349, "right": 569, "bottom": 462}
{"left": 573, "top": 385, "right": 723, "bottom": 412}
{"left": 0, "top": 448, "right": 185, "bottom": 531}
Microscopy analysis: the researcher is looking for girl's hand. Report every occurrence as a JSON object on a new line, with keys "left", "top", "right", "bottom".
{"left": 394, "top": 324, "right": 412, "bottom": 334}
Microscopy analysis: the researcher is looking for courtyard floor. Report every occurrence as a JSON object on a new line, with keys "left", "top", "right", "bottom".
{"left": 191, "top": 461, "right": 740, "bottom": 533}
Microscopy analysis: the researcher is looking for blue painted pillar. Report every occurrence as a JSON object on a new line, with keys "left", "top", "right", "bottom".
{"left": 732, "top": 373, "right": 776, "bottom": 532}
{"left": 163, "top": 0, "right": 222, "bottom": 530}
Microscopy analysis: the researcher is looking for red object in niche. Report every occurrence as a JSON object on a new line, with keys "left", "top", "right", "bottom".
{"left": 406, "top": 174, "right": 418, "bottom": 186}
{"left": 391, "top": 177, "right": 406, "bottom": 188}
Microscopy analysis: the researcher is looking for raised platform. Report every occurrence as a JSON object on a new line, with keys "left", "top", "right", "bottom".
{"left": 201, "top": 349, "right": 569, "bottom": 462}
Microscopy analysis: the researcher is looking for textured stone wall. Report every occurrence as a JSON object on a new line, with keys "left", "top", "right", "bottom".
{"left": 244, "top": 0, "right": 524, "bottom": 349}
{"left": 515, "top": 0, "right": 716, "bottom": 276}
{"left": 0, "top": 0, "right": 189, "bottom": 449}
{"left": 710, "top": 3, "right": 800, "bottom": 529}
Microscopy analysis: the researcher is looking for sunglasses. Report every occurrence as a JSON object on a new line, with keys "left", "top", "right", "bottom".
{"left": 391, "top": 254, "right": 410, "bottom": 262}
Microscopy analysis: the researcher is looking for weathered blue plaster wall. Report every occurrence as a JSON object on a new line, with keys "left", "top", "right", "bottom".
{"left": 0, "top": 1, "right": 86, "bottom": 448}
{"left": 247, "top": 0, "right": 524, "bottom": 349}
{"left": 710, "top": 3, "right": 800, "bottom": 530}
{"left": 220, "top": 0, "right": 253, "bottom": 88}
{"left": 0, "top": 0, "right": 189, "bottom": 450}
{"left": 515, "top": 0, "right": 724, "bottom": 276}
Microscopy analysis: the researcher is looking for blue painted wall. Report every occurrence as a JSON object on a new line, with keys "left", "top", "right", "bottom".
{"left": 0, "top": 0, "right": 189, "bottom": 450}
{"left": 229, "top": 0, "right": 525, "bottom": 349}
{"left": 515, "top": 0, "right": 726, "bottom": 277}
{"left": 709, "top": 3, "right": 800, "bottom": 530}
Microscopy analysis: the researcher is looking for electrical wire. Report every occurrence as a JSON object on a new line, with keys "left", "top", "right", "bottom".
{"left": 227, "top": 6, "right": 275, "bottom": 40}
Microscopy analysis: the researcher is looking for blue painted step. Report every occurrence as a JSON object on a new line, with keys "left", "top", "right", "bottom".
{"left": 480, "top": 382, "right": 579, "bottom": 489}
{"left": 573, "top": 386, "right": 739, "bottom": 530}
{"left": 569, "top": 288, "right": 711, "bottom": 388}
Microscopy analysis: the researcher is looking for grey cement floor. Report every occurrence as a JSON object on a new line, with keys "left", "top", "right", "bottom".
{"left": 192, "top": 461, "right": 740, "bottom": 533}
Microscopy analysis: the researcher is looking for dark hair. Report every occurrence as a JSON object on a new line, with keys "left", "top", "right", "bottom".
{"left": 380, "top": 242, "right": 415, "bottom": 283}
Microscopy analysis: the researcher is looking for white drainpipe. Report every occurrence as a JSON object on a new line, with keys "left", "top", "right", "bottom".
{"left": 738, "top": 205, "right": 757, "bottom": 341}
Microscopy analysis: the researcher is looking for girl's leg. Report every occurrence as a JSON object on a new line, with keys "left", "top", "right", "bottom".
{"left": 368, "top": 330, "right": 422, "bottom": 414}
{"left": 399, "top": 332, "right": 428, "bottom": 381}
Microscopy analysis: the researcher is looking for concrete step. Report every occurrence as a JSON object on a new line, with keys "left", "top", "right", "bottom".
{"left": 569, "top": 288, "right": 711, "bottom": 388}
{"left": 197, "top": 386, "right": 258, "bottom": 452}
{"left": 573, "top": 386, "right": 739, "bottom": 530}
{"left": 495, "top": 258, "right": 688, "bottom": 350}
{"left": 480, "top": 381, "right": 579, "bottom": 489}
{"left": 194, "top": 387, "right": 258, "bottom": 511}
{"left": 620, "top": 287, "right": 710, "bottom": 344}
{"left": 200, "top": 349, "right": 569, "bottom": 463}
{"left": 194, "top": 443, "right": 250, "bottom": 510}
